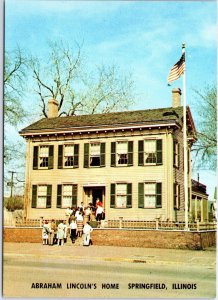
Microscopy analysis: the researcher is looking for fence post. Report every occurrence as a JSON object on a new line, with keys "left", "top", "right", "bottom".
{"left": 156, "top": 218, "right": 159, "bottom": 230}
{"left": 196, "top": 219, "right": 200, "bottom": 232}
{"left": 119, "top": 217, "right": 123, "bottom": 229}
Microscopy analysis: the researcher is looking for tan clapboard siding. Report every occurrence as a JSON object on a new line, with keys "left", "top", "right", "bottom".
{"left": 25, "top": 129, "right": 185, "bottom": 221}
{"left": 172, "top": 128, "right": 192, "bottom": 222}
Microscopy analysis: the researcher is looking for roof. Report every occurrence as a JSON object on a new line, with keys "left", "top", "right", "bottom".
{"left": 20, "top": 106, "right": 187, "bottom": 135}
{"left": 192, "top": 179, "right": 208, "bottom": 196}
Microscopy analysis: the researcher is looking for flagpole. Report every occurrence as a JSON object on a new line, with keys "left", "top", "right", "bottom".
{"left": 182, "top": 43, "right": 189, "bottom": 231}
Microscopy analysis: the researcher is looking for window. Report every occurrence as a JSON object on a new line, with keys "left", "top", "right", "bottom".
{"left": 174, "top": 183, "right": 180, "bottom": 210}
{"left": 32, "top": 185, "right": 52, "bottom": 208}
{"left": 110, "top": 183, "right": 132, "bottom": 208}
{"left": 58, "top": 144, "right": 79, "bottom": 169}
{"left": 117, "top": 142, "right": 128, "bottom": 165}
{"left": 84, "top": 143, "right": 105, "bottom": 168}
{"left": 33, "top": 145, "right": 54, "bottom": 170}
{"left": 138, "top": 140, "right": 162, "bottom": 166}
{"left": 173, "top": 140, "right": 180, "bottom": 167}
{"left": 111, "top": 141, "right": 133, "bottom": 167}
{"left": 64, "top": 145, "right": 74, "bottom": 167}
{"left": 90, "top": 143, "right": 101, "bottom": 166}
{"left": 57, "top": 184, "right": 77, "bottom": 208}
{"left": 138, "top": 182, "right": 162, "bottom": 208}
{"left": 39, "top": 146, "right": 49, "bottom": 167}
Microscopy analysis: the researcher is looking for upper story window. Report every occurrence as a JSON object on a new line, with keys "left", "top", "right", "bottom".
{"left": 111, "top": 141, "right": 133, "bottom": 167}
{"left": 138, "top": 182, "right": 162, "bottom": 208}
{"left": 138, "top": 139, "right": 162, "bottom": 166}
{"left": 110, "top": 183, "right": 132, "bottom": 208}
{"left": 90, "top": 143, "right": 101, "bottom": 166}
{"left": 32, "top": 185, "right": 52, "bottom": 208}
{"left": 33, "top": 145, "right": 54, "bottom": 170}
{"left": 84, "top": 142, "right": 105, "bottom": 168}
{"left": 39, "top": 146, "right": 49, "bottom": 167}
{"left": 57, "top": 184, "right": 77, "bottom": 208}
{"left": 173, "top": 140, "right": 180, "bottom": 167}
{"left": 58, "top": 144, "right": 79, "bottom": 169}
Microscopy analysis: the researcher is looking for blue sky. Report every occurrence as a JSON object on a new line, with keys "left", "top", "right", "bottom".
{"left": 4, "top": 0, "right": 217, "bottom": 198}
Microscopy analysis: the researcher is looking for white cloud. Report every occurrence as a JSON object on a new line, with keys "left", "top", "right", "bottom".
{"left": 6, "top": 0, "right": 131, "bottom": 18}
{"left": 200, "top": 24, "right": 217, "bottom": 44}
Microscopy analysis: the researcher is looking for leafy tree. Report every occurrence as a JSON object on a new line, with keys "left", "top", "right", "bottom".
{"left": 192, "top": 85, "right": 217, "bottom": 171}
{"left": 30, "top": 42, "right": 135, "bottom": 117}
{"left": 4, "top": 195, "right": 24, "bottom": 212}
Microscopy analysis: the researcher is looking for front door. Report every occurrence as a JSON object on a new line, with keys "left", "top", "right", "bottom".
{"left": 83, "top": 187, "right": 105, "bottom": 207}
{"left": 92, "top": 188, "right": 104, "bottom": 207}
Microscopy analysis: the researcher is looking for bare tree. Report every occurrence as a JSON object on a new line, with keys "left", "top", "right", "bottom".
{"left": 4, "top": 47, "right": 28, "bottom": 165}
{"left": 4, "top": 47, "right": 27, "bottom": 126}
{"left": 30, "top": 42, "right": 135, "bottom": 117}
{"left": 192, "top": 85, "right": 217, "bottom": 171}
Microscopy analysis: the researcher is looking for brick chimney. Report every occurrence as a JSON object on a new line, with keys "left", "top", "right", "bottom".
{"left": 48, "top": 99, "right": 59, "bottom": 118}
{"left": 172, "top": 88, "right": 182, "bottom": 108}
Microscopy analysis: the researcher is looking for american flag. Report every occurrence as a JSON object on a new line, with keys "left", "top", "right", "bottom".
{"left": 167, "top": 53, "right": 185, "bottom": 85}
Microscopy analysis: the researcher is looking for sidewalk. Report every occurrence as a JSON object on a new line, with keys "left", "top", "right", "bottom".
{"left": 3, "top": 241, "right": 216, "bottom": 267}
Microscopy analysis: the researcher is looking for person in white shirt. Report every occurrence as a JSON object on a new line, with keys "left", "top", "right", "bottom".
{"left": 42, "top": 220, "right": 50, "bottom": 245}
{"left": 70, "top": 218, "right": 77, "bottom": 243}
{"left": 96, "top": 205, "right": 104, "bottom": 221}
{"left": 57, "top": 220, "right": 65, "bottom": 246}
{"left": 83, "top": 222, "right": 93, "bottom": 246}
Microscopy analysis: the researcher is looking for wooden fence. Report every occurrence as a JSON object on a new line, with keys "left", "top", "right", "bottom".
{"left": 14, "top": 218, "right": 216, "bottom": 232}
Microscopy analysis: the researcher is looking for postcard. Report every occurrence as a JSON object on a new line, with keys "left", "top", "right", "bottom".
{"left": 3, "top": 0, "right": 216, "bottom": 298}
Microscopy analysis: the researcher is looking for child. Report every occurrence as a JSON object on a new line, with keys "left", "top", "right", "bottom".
{"left": 42, "top": 220, "right": 50, "bottom": 245}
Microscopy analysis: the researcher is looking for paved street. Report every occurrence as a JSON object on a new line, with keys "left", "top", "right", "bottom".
{"left": 3, "top": 242, "right": 216, "bottom": 298}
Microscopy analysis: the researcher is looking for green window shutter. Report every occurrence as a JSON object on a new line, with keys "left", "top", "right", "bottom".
{"left": 72, "top": 184, "right": 78, "bottom": 207}
{"left": 111, "top": 142, "right": 116, "bottom": 167}
{"left": 74, "top": 144, "right": 79, "bottom": 168}
{"left": 46, "top": 185, "right": 52, "bottom": 208}
{"left": 173, "top": 183, "right": 177, "bottom": 209}
{"left": 138, "top": 141, "right": 144, "bottom": 166}
{"left": 156, "top": 140, "right": 162, "bottom": 165}
{"left": 156, "top": 183, "right": 162, "bottom": 208}
{"left": 58, "top": 145, "right": 63, "bottom": 169}
{"left": 138, "top": 183, "right": 144, "bottom": 208}
{"left": 32, "top": 185, "right": 37, "bottom": 208}
{"left": 100, "top": 143, "right": 106, "bottom": 167}
{"left": 128, "top": 141, "right": 133, "bottom": 166}
{"left": 126, "top": 183, "right": 132, "bottom": 208}
{"left": 57, "top": 185, "right": 62, "bottom": 208}
{"left": 48, "top": 145, "right": 54, "bottom": 169}
{"left": 84, "top": 143, "right": 89, "bottom": 168}
{"left": 110, "top": 184, "right": 116, "bottom": 208}
{"left": 33, "top": 146, "right": 38, "bottom": 170}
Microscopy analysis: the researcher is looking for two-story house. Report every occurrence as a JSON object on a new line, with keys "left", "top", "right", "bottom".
{"left": 19, "top": 88, "right": 198, "bottom": 222}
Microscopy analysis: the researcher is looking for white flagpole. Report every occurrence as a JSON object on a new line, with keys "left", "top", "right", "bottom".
{"left": 182, "top": 43, "right": 189, "bottom": 231}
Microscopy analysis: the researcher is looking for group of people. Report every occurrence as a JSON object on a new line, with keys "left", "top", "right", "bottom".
{"left": 41, "top": 199, "right": 104, "bottom": 246}
{"left": 65, "top": 199, "right": 105, "bottom": 224}
{"left": 42, "top": 219, "right": 93, "bottom": 246}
